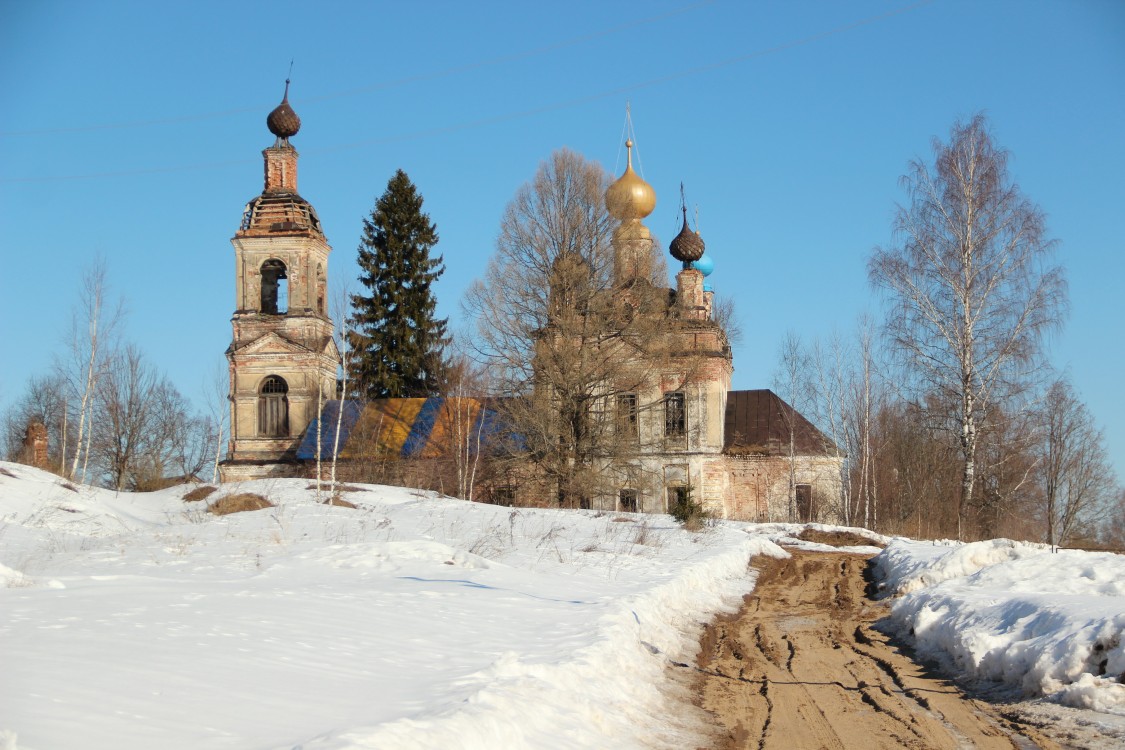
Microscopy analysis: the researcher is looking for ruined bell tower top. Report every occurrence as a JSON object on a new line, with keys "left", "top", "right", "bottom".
{"left": 236, "top": 81, "right": 324, "bottom": 239}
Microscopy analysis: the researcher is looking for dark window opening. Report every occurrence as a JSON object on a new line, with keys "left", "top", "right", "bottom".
{"left": 258, "top": 375, "right": 289, "bottom": 437}
{"left": 617, "top": 392, "right": 638, "bottom": 441}
{"left": 492, "top": 486, "right": 515, "bottom": 506}
{"left": 260, "top": 259, "right": 288, "bottom": 315}
{"left": 796, "top": 484, "right": 814, "bottom": 522}
{"left": 664, "top": 391, "right": 685, "bottom": 438}
{"left": 556, "top": 488, "right": 590, "bottom": 509}
{"left": 668, "top": 485, "right": 689, "bottom": 514}
{"left": 316, "top": 263, "right": 326, "bottom": 315}
{"left": 619, "top": 489, "right": 638, "bottom": 513}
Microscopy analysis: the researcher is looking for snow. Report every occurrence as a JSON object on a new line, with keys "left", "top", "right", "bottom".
{"left": 0, "top": 463, "right": 762, "bottom": 750}
{"left": 873, "top": 538, "right": 1125, "bottom": 716}
{"left": 5, "top": 460, "right": 1123, "bottom": 748}
{"left": 744, "top": 521, "right": 890, "bottom": 556}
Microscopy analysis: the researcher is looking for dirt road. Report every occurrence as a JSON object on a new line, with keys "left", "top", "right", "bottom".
{"left": 689, "top": 547, "right": 1060, "bottom": 749}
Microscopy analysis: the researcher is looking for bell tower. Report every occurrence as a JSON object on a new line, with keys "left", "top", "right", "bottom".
{"left": 219, "top": 83, "right": 339, "bottom": 482}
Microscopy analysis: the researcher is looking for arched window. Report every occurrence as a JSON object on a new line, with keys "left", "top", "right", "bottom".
{"left": 258, "top": 375, "right": 289, "bottom": 437}
{"left": 260, "top": 259, "right": 288, "bottom": 314}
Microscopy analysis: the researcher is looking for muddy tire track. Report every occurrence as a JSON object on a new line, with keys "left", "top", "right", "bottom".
{"left": 689, "top": 550, "right": 1061, "bottom": 749}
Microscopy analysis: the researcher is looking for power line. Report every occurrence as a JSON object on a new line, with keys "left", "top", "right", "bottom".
{"left": 0, "top": 0, "right": 934, "bottom": 184}
{"left": 0, "top": 1, "right": 714, "bottom": 138}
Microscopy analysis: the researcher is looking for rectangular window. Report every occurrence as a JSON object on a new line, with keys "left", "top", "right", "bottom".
{"left": 617, "top": 392, "right": 638, "bottom": 440}
{"left": 619, "top": 489, "right": 638, "bottom": 513}
{"left": 664, "top": 391, "right": 686, "bottom": 438}
{"left": 493, "top": 486, "right": 515, "bottom": 506}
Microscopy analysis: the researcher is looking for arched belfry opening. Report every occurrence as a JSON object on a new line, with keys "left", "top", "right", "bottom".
{"left": 261, "top": 259, "right": 288, "bottom": 314}
{"left": 258, "top": 375, "right": 289, "bottom": 436}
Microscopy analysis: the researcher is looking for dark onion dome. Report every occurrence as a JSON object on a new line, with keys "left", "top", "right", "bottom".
{"left": 266, "top": 81, "right": 301, "bottom": 139}
{"left": 669, "top": 208, "right": 705, "bottom": 263}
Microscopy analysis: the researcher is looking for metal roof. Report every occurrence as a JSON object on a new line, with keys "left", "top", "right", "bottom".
{"left": 723, "top": 389, "right": 838, "bottom": 456}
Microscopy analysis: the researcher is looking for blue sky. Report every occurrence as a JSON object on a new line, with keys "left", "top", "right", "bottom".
{"left": 2, "top": 0, "right": 1123, "bottom": 478}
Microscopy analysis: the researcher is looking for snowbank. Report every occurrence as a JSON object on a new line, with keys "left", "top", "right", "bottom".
{"left": 874, "top": 538, "right": 1125, "bottom": 715}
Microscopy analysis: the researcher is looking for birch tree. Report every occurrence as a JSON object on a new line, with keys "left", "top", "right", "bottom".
{"left": 773, "top": 332, "right": 810, "bottom": 522}
{"left": 58, "top": 258, "right": 123, "bottom": 483}
{"left": 869, "top": 114, "right": 1067, "bottom": 539}
{"left": 329, "top": 284, "right": 353, "bottom": 496}
{"left": 205, "top": 364, "right": 229, "bottom": 484}
{"left": 445, "top": 353, "right": 490, "bottom": 501}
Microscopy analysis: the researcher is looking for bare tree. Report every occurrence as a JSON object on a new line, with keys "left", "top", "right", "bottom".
{"left": 971, "top": 397, "right": 1039, "bottom": 539}
{"left": 89, "top": 345, "right": 207, "bottom": 490}
{"left": 90, "top": 345, "right": 151, "bottom": 489}
{"left": 463, "top": 148, "right": 677, "bottom": 507}
{"left": 1038, "top": 377, "right": 1117, "bottom": 546}
{"left": 56, "top": 257, "right": 124, "bottom": 483}
{"left": 804, "top": 333, "right": 852, "bottom": 524}
{"left": 2, "top": 373, "right": 72, "bottom": 470}
{"left": 800, "top": 319, "right": 885, "bottom": 529}
{"left": 712, "top": 295, "right": 743, "bottom": 347}
{"left": 1100, "top": 488, "right": 1125, "bottom": 551}
{"left": 772, "top": 332, "right": 810, "bottom": 521}
{"left": 203, "top": 364, "right": 229, "bottom": 484}
{"left": 331, "top": 298, "right": 350, "bottom": 494}
{"left": 853, "top": 319, "right": 881, "bottom": 530}
{"left": 314, "top": 369, "right": 326, "bottom": 501}
{"left": 320, "top": 281, "right": 354, "bottom": 497}
{"left": 869, "top": 114, "right": 1067, "bottom": 539}
{"left": 873, "top": 397, "right": 962, "bottom": 538}
{"left": 444, "top": 351, "right": 492, "bottom": 501}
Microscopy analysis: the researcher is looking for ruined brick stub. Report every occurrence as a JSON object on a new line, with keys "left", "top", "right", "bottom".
{"left": 264, "top": 144, "right": 298, "bottom": 194}
{"left": 22, "top": 421, "right": 48, "bottom": 469}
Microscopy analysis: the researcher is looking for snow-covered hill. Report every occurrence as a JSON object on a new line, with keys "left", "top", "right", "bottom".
{"left": 0, "top": 463, "right": 780, "bottom": 750}
{"left": 3, "top": 462, "right": 1123, "bottom": 749}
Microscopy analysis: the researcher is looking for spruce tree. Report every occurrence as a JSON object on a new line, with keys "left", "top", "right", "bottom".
{"left": 348, "top": 169, "right": 448, "bottom": 399}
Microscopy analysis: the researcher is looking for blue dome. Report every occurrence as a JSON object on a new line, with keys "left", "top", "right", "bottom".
{"left": 691, "top": 253, "right": 714, "bottom": 277}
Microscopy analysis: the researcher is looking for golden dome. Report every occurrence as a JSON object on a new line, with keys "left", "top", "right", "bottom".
{"left": 605, "top": 140, "right": 656, "bottom": 221}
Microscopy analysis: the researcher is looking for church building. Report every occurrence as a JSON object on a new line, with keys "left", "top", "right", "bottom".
{"left": 219, "top": 91, "right": 843, "bottom": 523}
{"left": 537, "top": 140, "right": 844, "bottom": 521}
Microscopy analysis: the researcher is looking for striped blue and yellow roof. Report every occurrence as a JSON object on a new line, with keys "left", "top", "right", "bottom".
{"left": 295, "top": 398, "right": 508, "bottom": 460}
